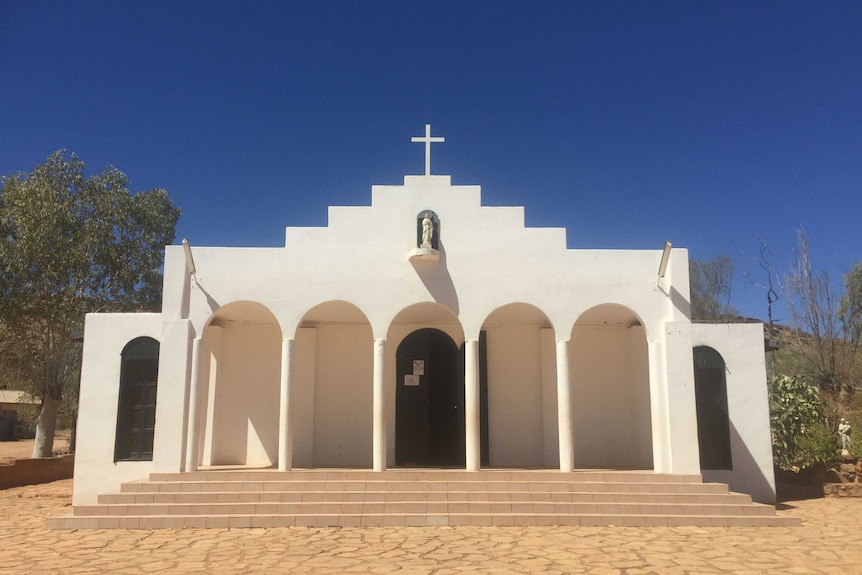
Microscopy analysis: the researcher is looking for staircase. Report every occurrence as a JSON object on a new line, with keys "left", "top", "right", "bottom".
{"left": 47, "top": 469, "right": 799, "bottom": 529}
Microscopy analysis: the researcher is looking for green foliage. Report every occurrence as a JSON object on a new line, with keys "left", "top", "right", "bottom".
{"left": 0, "top": 150, "right": 180, "bottom": 455}
{"left": 690, "top": 255, "right": 737, "bottom": 321}
{"left": 768, "top": 374, "right": 835, "bottom": 470}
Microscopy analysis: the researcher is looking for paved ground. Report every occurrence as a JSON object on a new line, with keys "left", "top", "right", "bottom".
{"left": 0, "top": 479, "right": 859, "bottom": 574}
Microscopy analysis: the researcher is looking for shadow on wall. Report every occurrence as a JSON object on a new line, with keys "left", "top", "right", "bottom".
{"left": 702, "top": 420, "right": 776, "bottom": 504}
{"left": 669, "top": 285, "right": 691, "bottom": 320}
{"left": 410, "top": 242, "right": 459, "bottom": 315}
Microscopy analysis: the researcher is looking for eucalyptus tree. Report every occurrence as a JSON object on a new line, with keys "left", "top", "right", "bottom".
{"left": 0, "top": 151, "right": 180, "bottom": 457}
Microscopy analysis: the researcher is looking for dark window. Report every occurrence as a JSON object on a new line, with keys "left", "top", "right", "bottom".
{"left": 115, "top": 337, "right": 159, "bottom": 461}
{"left": 693, "top": 346, "right": 733, "bottom": 470}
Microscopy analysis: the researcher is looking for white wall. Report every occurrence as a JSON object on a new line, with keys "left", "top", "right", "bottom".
{"left": 692, "top": 323, "right": 776, "bottom": 503}
{"left": 73, "top": 313, "right": 161, "bottom": 505}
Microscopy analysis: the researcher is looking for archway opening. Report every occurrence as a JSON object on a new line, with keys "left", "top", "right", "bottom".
{"left": 294, "top": 300, "right": 373, "bottom": 468}
{"left": 200, "top": 301, "right": 281, "bottom": 468}
{"left": 570, "top": 304, "right": 653, "bottom": 469}
{"left": 481, "top": 303, "right": 555, "bottom": 468}
{"left": 395, "top": 328, "right": 465, "bottom": 467}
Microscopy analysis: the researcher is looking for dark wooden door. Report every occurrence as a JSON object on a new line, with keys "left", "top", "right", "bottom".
{"left": 395, "top": 329, "right": 465, "bottom": 466}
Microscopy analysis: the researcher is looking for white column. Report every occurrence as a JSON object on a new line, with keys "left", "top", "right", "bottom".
{"left": 464, "top": 338, "right": 481, "bottom": 471}
{"left": 556, "top": 339, "right": 574, "bottom": 472}
{"left": 184, "top": 337, "right": 202, "bottom": 472}
{"left": 372, "top": 338, "right": 387, "bottom": 471}
{"left": 278, "top": 338, "right": 294, "bottom": 471}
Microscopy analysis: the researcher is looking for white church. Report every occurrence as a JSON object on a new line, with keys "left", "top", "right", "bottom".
{"left": 60, "top": 126, "right": 784, "bottom": 529}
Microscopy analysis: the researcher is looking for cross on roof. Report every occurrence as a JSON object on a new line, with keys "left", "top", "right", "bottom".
{"left": 411, "top": 124, "right": 445, "bottom": 176}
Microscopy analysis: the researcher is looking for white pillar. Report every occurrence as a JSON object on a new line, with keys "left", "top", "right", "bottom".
{"left": 464, "top": 338, "right": 481, "bottom": 471}
{"left": 556, "top": 339, "right": 574, "bottom": 472}
{"left": 278, "top": 338, "right": 294, "bottom": 471}
{"left": 372, "top": 338, "right": 387, "bottom": 471}
{"left": 184, "top": 337, "right": 202, "bottom": 472}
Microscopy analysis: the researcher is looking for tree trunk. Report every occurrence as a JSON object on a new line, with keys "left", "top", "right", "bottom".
{"left": 31, "top": 395, "right": 58, "bottom": 458}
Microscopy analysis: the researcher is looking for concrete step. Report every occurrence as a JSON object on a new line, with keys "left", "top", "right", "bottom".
{"left": 48, "top": 469, "right": 799, "bottom": 529}
{"left": 99, "top": 490, "right": 752, "bottom": 505}
{"left": 146, "top": 470, "right": 704, "bottom": 483}
{"left": 120, "top": 480, "right": 731, "bottom": 495}
{"left": 47, "top": 512, "right": 799, "bottom": 529}
{"left": 75, "top": 500, "right": 778, "bottom": 517}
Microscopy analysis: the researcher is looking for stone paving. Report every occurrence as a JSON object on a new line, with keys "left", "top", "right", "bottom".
{"left": 0, "top": 479, "right": 860, "bottom": 574}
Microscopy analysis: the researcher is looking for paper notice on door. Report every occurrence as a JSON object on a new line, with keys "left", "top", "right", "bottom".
{"left": 412, "top": 360, "right": 425, "bottom": 375}
{"left": 404, "top": 374, "right": 420, "bottom": 387}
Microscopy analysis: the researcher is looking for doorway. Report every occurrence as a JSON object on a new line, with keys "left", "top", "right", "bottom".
{"left": 395, "top": 328, "right": 465, "bottom": 466}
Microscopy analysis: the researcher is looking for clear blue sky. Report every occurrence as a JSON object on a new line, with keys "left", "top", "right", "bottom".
{"left": 2, "top": 1, "right": 860, "bottom": 321}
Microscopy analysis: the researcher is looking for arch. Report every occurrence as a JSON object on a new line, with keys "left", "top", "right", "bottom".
{"left": 386, "top": 302, "right": 464, "bottom": 347}
{"left": 199, "top": 301, "right": 281, "bottom": 467}
{"left": 570, "top": 303, "right": 652, "bottom": 469}
{"left": 480, "top": 303, "right": 556, "bottom": 468}
{"left": 115, "top": 336, "right": 160, "bottom": 462}
{"left": 204, "top": 299, "right": 284, "bottom": 337}
{"left": 693, "top": 346, "right": 732, "bottom": 470}
{"left": 573, "top": 303, "right": 645, "bottom": 331}
{"left": 293, "top": 300, "right": 374, "bottom": 467}
{"left": 295, "top": 299, "right": 371, "bottom": 335}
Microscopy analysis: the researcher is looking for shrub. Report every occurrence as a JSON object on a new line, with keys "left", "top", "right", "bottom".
{"left": 768, "top": 374, "right": 834, "bottom": 470}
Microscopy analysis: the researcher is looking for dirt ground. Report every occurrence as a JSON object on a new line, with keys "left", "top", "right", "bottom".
{"left": 0, "top": 429, "right": 71, "bottom": 463}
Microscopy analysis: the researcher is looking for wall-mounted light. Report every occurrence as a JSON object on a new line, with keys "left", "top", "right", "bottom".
{"left": 658, "top": 241, "right": 672, "bottom": 279}
{"left": 182, "top": 238, "right": 196, "bottom": 276}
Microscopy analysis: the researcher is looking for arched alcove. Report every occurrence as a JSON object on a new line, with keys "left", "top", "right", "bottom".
{"left": 200, "top": 301, "right": 281, "bottom": 467}
{"left": 570, "top": 304, "right": 653, "bottom": 469}
{"left": 294, "top": 300, "right": 374, "bottom": 467}
{"left": 480, "top": 303, "right": 556, "bottom": 467}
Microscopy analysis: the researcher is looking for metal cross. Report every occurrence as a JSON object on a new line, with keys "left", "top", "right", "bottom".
{"left": 411, "top": 124, "right": 445, "bottom": 176}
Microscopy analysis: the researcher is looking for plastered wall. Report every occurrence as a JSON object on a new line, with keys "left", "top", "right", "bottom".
{"left": 73, "top": 313, "right": 161, "bottom": 505}
{"left": 692, "top": 323, "right": 776, "bottom": 503}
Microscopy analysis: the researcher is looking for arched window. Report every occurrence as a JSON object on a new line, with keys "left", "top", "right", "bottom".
{"left": 693, "top": 346, "right": 732, "bottom": 470}
{"left": 115, "top": 337, "right": 159, "bottom": 461}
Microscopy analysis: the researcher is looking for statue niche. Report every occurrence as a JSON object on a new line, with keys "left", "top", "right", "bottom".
{"left": 416, "top": 210, "right": 440, "bottom": 251}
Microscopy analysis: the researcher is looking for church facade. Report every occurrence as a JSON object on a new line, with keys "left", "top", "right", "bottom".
{"left": 72, "top": 128, "right": 777, "bottom": 506}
